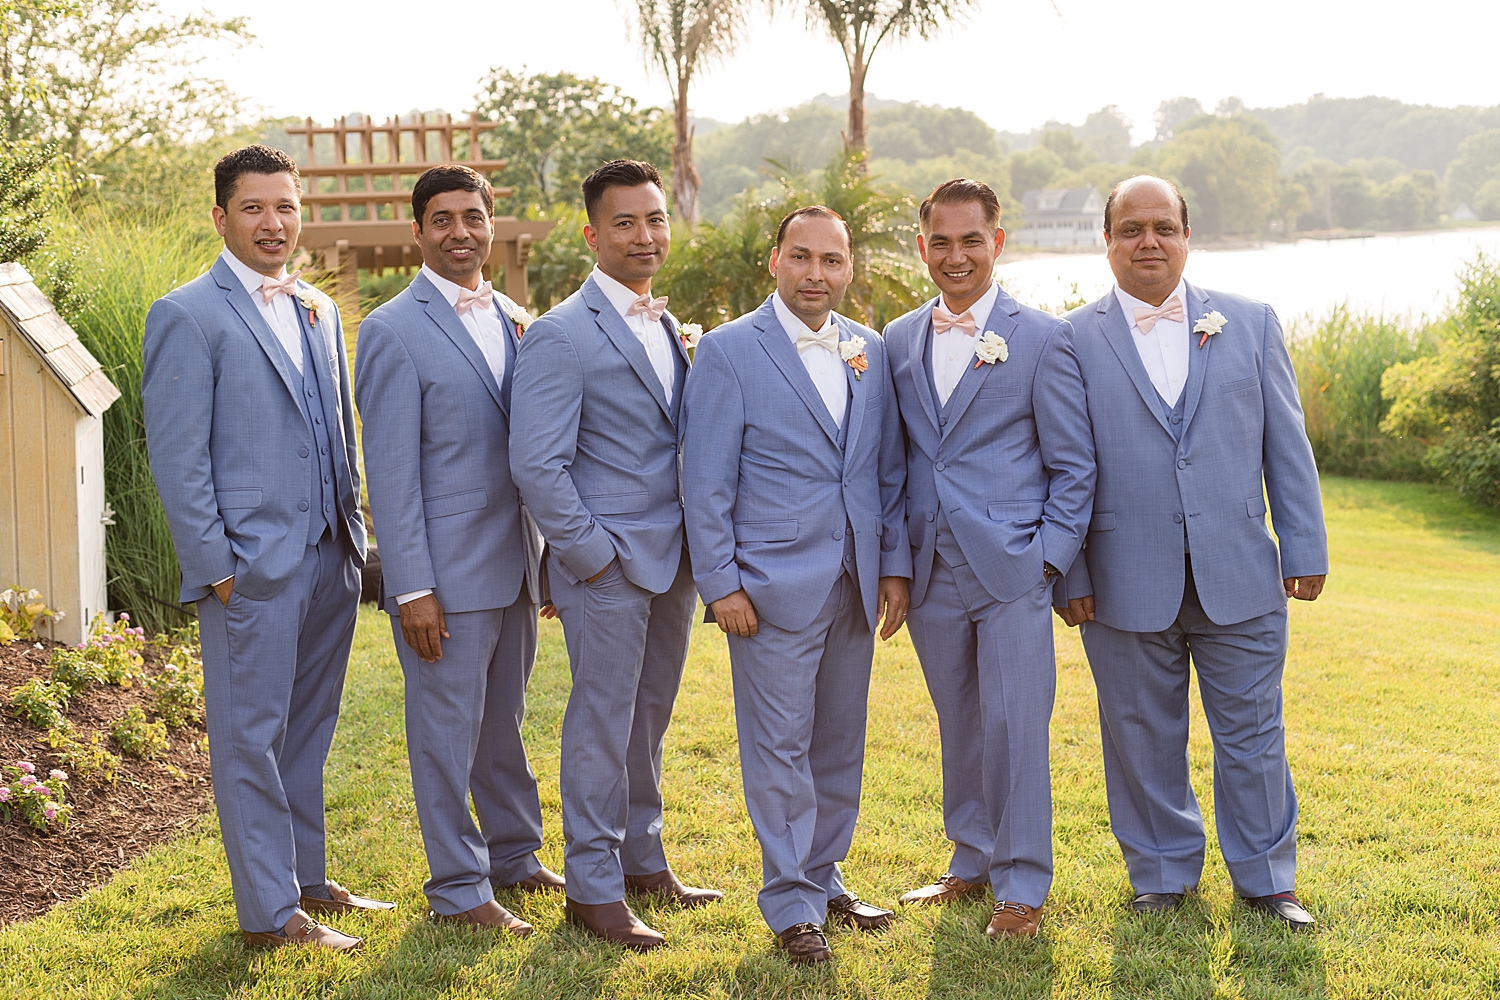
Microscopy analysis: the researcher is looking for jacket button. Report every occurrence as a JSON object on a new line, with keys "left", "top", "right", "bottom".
{"left": 299, "top": 447, "right": 309, "bottom": 458}
{"left": 298, "top": 501, "right": 309, "bottom": 511}
{"left": 926, "top": 512, "right": 936, "bottom": 522}
{"left": 843, "top": 478, "right": 851, "bottom": 487}
{"left": 935, "top": 462, "right": 946, "bottom": 471}
{"left": 1176, "top": 458, "right": 1188, "bottom": 469}
{"left": 833, "top": 530, "right": 843, "bottom": 541}
{"left": 1174, "top": 513, "right": 1184, "bottom": 523}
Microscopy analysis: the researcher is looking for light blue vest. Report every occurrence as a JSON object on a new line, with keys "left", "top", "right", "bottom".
{"left": 290, "top": 315, "right": 339, "bottom": 545}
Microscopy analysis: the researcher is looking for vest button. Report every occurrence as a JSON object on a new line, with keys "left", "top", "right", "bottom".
{"left": 298, "top": 501, "right": 309, "bottom": 511}
{"left": 1171, "top": 414, "right": 1182, "bottom": 424}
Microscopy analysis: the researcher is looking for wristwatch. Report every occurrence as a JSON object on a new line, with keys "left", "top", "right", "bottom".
{"left": 1043, "top": 562, "right": 1060, "bottom": 582}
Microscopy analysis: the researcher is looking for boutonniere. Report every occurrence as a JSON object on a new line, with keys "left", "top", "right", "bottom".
{"left": 497, "top": 293, "right": 534, "bottom": 337}
{"left": 294, "top": 286, "right": 334, "bottom": 328}
{"left": 1194, "top": 310, "right": 1227, "bottom": 349}
{"left": 839, "top": 335, "right": 869, "bottom": 379}
{"left": 678, "top": 322, "right": 703, "bottom": 352}
{"left": 973, "top": 330, "right": 1009, "bottom": 368}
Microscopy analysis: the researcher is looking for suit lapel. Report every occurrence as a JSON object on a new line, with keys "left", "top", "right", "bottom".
{"left": 906, "top": 300, "right": 941, "bottom": 434}
{"left": 754, "top": 299, "right": 842, "bottom": 449}
{"left": 1097, "top": 293, "right": 1175, "bottom": 438}
{"left": 583, "top": 277, "right": 673, "bottom": 423}
{"left": 498, "top": 307, "right": 518, "bottom": 418}
{"left": 1179, "top": 282, "right": 1214, "bottom": 431}
{"left": 939, "top": 293, "right": 1018, "bottom": 437}
{"left": 214, "top": 259, "right": 299, "bottom": 405}
{"left": 412, "top": 273, "right": 505, "bottom": 412}
{"left": 664, "top": 309, "right": 691, "bottom": 429}
{"left": 839, "top": 318, "right": 868, "bottom": 461}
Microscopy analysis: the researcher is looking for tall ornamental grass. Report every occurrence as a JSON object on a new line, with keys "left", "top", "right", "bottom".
{"left": 64, "top": 209, "right": 222, "bottom": 631}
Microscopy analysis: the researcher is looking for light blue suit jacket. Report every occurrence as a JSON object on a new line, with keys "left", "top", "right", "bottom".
{"left": 510, "top": 274, "right": 691, "bottom": 595}
{"left": 142, "top": 257, "right": 366, "bottom": 603}
{"left": 354, "top": 272, "right": 541, "bottom": 615}
{"left": 681, "top": 296, "right": 911, "bottom": 634}
{"left": 884, "top": 289, "right": 1095, "bottom": 607}
{"left": 1062, "top": 282, "right": 1328, "bottom": 631}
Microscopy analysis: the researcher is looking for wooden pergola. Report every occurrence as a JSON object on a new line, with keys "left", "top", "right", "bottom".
{"left": 288, "top": 113, "right": 554, "bottom": 307}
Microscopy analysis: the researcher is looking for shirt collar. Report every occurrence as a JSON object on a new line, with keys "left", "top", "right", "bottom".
{"left": 770, "top": 291, "right": 836, "bottom": 345}
{"left": 1114, "top": 278, "right": 1189, "bottom": 331}
{"left": 220, "top": 248, "right": 286, "bottom": 298}
{"left": 591, "top": 265, "right": 653, "bottom": 320}
{"left": 937, "top": 281, "right": 1001, "bottom": 331}
{"left": 420, "top": 264, "right": 483, "bottom": 309}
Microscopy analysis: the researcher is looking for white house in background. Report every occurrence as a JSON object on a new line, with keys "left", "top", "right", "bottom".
{"left": 1013, "top": 188, "right": 1106, "bottom": 249}
{"left": 0, "top": 262, "right": 121, "bottom": 645}
{"left": 1453, "top": 203, "right": 1478, "bottom": 222}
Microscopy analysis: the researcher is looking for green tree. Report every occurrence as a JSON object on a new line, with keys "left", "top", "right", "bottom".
{"left": 1007, "top": 145, "right": 1063, "bottom": 199}
{"left": 474, "top": 69, "right": 673, "bottom": 213}
{"left": 630, "top": 0, "right": 749, "bottom": 226}
{"left": 796, "top": 0, "right": 975, "bottom": 155}
{"left": 1445, "top": 129, "right": 1500, "bottom": 214}
{"left": 0, "top": 140, "right": 56, "bottom": 263}
{"left": 1330, "top": 165, "right": 1377, "bottom": 228}
{"left": 1153, "top": 96, "right": 1204, "bottom": 142}
{"left": 1377, "top": 170, "right": 1440, "bottom": 229}
{"left": 1156, "top": 114, "right": 1279, "bottom": 236}
{"left": 1076, "top": 105, "right": 1132, "bottom": 164}
{"left": 1039, "top": 127, "right": 1095, "bottom": 170}
{"left": 866, "top": 102, "right": 999, "bottom": 163}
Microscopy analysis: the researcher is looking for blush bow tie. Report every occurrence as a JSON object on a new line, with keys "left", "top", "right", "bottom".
{"left": 627, "top": 293, "right": 669, "bottom": 323}
{"left": 258, "top": 270, "right": 302, "bottom": 305}
{"left": 1133, "top": 295, "right": 1184, "bottom": 333}
{"left": 455, "top": 281, "right": 494, "bottom": 317}
{"left": 932, "top": 306, "right": 977, "bottom": 336}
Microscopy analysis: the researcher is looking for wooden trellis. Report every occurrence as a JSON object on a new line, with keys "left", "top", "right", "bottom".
{"left": 288, "top": 113, "right": 554, "bottom": 307}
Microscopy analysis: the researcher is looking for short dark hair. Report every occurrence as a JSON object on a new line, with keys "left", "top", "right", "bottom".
{"left": 581, "top": 159, "right": 665, "bottom": 223}
{"left": 774, "top": 205, "right": 852, "bottom": 252}
{"left": 411, "top": 164, "right": 494, "bottom": 228}
{"left": 1103, "top": 175, "right": 1190, "bottom": 235}
{"left": 214, "top": 144, "right": 299, "bottom": 210}
{"left": 919, "top": 178, "right": 1002, "bottom": 234}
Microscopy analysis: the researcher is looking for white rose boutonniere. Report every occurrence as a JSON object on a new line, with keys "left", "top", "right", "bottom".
{"left": 974, "top": 330, "right": 1009, "bottom": 368}
{"left": 294, "top": 286, "right": 334, "bottom": 328}
{"left": 496, "top": 293, "right": 534, "bottom": 337}
{"left": 1194, "top": 310, "right": 1227, "bottom": 349}
{"left": 679, "top": 322, "right": 703, "bottom": 351}
{"left": 839, "top": 334, "right": 869, "bottom": 379}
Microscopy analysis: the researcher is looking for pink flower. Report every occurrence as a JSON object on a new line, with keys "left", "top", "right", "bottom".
{"left": 43, "top": 805, "right": 56, "bottom": 820}
{"left": 19, "top": 775, "right": 35, "bottom": 788}
{"left": 33, "top": 784, "right": 50, "bottom": 796}
{"left": 49, "top": 769, "right": 67, "bottom": 782}
{"left": 119, "top": 613, "right": 129, "bottom": 621}
{"left": 18, "top": 761, "right": 34, "bottom": 774}
{"left": 0, "top": 787, "right": 10, "bottom": 802}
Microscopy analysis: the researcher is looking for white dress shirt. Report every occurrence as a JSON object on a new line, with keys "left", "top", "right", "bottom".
{"left": 591, "top": 265, "right": 677, "bottom": 405}
{"left": 771, "top": 292, "right": 849, "bottom": 429}
{"left": 1115, "top": 278, "right": 1190, "bottom": 408}
{"left": 931, "top": 281, "right": 1001, "bottom": 406}
{"left": 420, "top": 265, "right": 508, "bottom": 387}
{"left": 220, "top": 249, "right": 303, "bottom": 374}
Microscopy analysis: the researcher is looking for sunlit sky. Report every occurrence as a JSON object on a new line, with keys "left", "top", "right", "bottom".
{"left": 164, "top": 0, "right": 1500, "bottom": 141}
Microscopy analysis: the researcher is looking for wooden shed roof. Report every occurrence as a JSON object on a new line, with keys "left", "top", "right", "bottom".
{"left": 0, "top": 262, "right": 120, "bottom": 418}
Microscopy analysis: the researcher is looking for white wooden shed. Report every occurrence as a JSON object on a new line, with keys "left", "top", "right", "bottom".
{"left": 0, "top": 262, "right": 121, "bottom": 645}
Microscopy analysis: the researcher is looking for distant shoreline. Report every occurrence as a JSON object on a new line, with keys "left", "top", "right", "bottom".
{"left": 999, "top": 223, "right": 1500, "bottom": 262}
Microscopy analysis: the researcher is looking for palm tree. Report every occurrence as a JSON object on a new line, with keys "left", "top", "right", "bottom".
{"left": 798, "top": 0, "right": 975, "bottom": 155}
{"left": 631, "top": 0, "right": 749, "bottom": 227}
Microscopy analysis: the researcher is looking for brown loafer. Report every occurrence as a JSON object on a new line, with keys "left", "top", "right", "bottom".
{"left": 430, "top": 899, "right": 533, "bottom": 937}
{"left": 624, "top": 867, "right": 723, "bottom": 908}
{"left": 299, "top": 879, "right": 397, "bottom": 915}
{"left": 826, "top": 892, "right": 894, "bottom": 931}
{"left": 777, "top": 921, "right": 833, "bottom": 964}
{"left": 496, "top": 865, "right": 565, "bottom": 894}
{"left": 985, "top": 900, "right": 1044, "bottom": 939}
{"left": 242, "top": 909, "right": 362, "bottom": 951}
{"left": 899, "top": 873, "right": 987, "bottom": 906}
{"left": 564, "top": 897, "right": 665, "bottom": 950}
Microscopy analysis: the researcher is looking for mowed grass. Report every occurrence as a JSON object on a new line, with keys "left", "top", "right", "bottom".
{"left": 2, "top": 476, "right": 1498, "bottom": 999}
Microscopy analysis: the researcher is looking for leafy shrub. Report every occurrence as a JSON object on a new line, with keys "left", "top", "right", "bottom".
{"left": 0, "top": 760, "right": 72, "bottom": 831}
{"left": 47, "top": 723, "right": 120, "bottom": 784}
{"left": 149, "top": 644, "right": 204, "bottom": 728}
{"left": 48, "top": 648, "right": 108, "bottom": 696}
{"left": 111, "top": 707, "right": 169, "bottom": 759}
{"left": 10, "top": 678, "right": 70, "bottom": 729}
{"left": 0, "top": 587, "right": 62, "bottom": 643}
{"left": 77, "top": 612, "right": 146, "bottom": 686}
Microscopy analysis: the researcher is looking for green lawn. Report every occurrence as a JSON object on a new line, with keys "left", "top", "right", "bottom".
{"left": 3, "top": 476, "right": 1499, "bottom": 999}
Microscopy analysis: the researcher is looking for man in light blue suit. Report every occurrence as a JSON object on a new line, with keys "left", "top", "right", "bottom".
{"left": 143, "top": 146, "right": 391, "bottom": 951}
{"left": 511, "top": 159, "right": 720, "bottom": 951}
{"left": 356, "top": 165, "right": 555, "bottom": 937}
{"left": 682, "top": 206, "right": 911, "bottom": 964}
{"left": 1058, "top": 175, "right": 1328, "bottom": 930}
{"left": 883, "top": 179, "right": 1095, "bottom": 939}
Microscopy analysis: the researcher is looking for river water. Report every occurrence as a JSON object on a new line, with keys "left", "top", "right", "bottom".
{"left": 995, "top": 227, "right": 1500, "bottom": 325}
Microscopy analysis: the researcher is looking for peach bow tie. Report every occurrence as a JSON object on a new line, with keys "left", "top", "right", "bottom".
{"left": 627, "top": 293, "right": 669, "bottom": 323}
{"left": 258, "top": 270, "right": 302, "bottom": 305}
{"left": 455, "top": 281, "right": 494, "bottom": 317}
{"left": 1133, "top": 296, "right": 1184, "bottom": 333}
{"left": 932, "top": 306, "right": 977, "bottom": 336}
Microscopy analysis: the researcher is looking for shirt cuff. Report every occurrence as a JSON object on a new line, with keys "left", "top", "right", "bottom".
{"left": 394, "top": 589, "right": 432, "bottom": 605}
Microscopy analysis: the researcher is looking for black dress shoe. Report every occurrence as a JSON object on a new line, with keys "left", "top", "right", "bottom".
{"left": 1243, "top": 891, "right": 1316, "bottom": 930}
{"left": 1130, "top": 892, "right": 1185, "bottom": 913}
{"left": 826, "top": 893, "right": 895, "bottom": 931}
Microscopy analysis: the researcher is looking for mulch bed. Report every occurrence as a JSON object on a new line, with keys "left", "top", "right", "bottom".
{"left": 0, "top": 636, "right": 212, "bottom": 927}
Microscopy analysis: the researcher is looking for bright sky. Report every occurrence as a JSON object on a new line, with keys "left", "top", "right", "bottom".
{"left": 166, "top": 0, "right": 1500, "bottom": 142}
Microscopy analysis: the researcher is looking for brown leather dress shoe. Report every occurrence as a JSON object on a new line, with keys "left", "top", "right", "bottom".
{"left": 624, "top": 868, "right": 723, "bottom": 908}
{"left": 299, "top": 879, "right": 397, "bottom": 916}
{"left": 826, "top": 893, "right": 895, "bottom": 931}
{"left": 241, "top": 909, "right": 363, "bottom": 951}
{"left": 497, "top": 866, "right": 566, "bottom": 893}
{"left": 564, "top": 897, "right": 666, "bottom": 950}
{"left": 985, "top": 900, "right": 1044, "bottom": 938}
{"left": 777, "top": 922, "right": 833, "bottom": 964}
{"left": 899, "top": 873, "right": 987, "bottom": 906}
{"left": 430, "top": 899, "right": 533, "bottom": 937}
